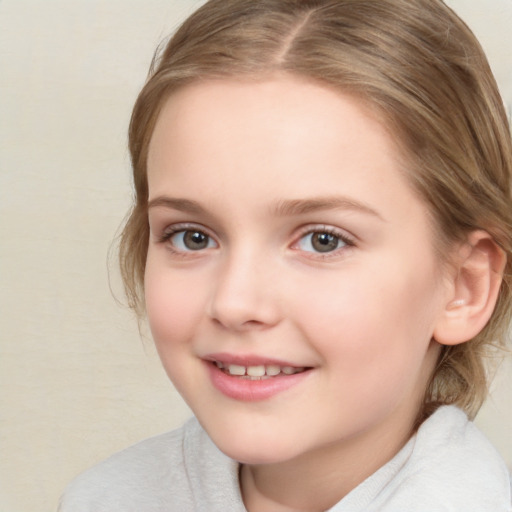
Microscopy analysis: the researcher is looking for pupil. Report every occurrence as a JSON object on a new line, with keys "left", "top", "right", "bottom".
{"left": 312, "top": 232, "right": 338, "bottom": 253}
{"left": 184, "top": 231, "right": 208, "bottom": 250}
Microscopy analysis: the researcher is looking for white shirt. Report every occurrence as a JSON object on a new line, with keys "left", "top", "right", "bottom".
{"left": 59, "top": 405, "right": 512, "bottom": 511}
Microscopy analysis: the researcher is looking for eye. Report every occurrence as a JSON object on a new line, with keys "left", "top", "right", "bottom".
{"left": 168, "top": 229, "right": 217, "bottom": 251}
{"left": 296, "top": 230, "right": 348, "bottom": 253}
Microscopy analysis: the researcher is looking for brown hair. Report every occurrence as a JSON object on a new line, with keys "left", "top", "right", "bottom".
{"left": 120, "top": 0, "right": 512, "bottom": 419}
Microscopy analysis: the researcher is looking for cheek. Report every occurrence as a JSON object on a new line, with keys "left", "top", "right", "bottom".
{"left": 143, "top": 262, "right": 211, "bottom": 399}
{"left": 144, "top": 261, "right": 205, "bottom": 349}
{"left": 290, "top": 259, "right": 442, "bottom": 375}
{"left": 294, "top": 275, "right": 438, "bottom": 425}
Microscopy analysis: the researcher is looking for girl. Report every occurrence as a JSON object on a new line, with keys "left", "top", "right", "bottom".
{"left": 60, "top": 0, "right": 512, "bottom": 510}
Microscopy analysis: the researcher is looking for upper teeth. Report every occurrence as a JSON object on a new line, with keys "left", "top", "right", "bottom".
{"left": 215, "top": 362, "right": 305, "bottom": 377}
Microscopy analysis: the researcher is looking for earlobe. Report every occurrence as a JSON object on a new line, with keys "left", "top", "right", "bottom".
{"left": 433, "top": 230, "right": 506, "bottom": 346}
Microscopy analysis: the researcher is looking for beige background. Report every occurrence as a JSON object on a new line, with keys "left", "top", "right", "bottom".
{"left": 1, "top": 1, "right": 511, "bottom": 511}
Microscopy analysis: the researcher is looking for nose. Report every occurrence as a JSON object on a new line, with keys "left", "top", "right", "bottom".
{"left": 207, "top": 248, "right": 281, "bottom": 332}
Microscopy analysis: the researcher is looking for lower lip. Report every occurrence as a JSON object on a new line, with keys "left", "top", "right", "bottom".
{"left": 206, "top": 362, "right": 311, "bottom": 402}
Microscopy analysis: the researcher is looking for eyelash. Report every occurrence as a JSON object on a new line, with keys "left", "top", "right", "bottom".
{"left": 157, "top": 223, "right": 355, "bottom": 258}
{"left": 292, "top": 225, "right": 355, "bottom": 259}
{"left": 158, "top": 223, "right": 217, "bottom": 254}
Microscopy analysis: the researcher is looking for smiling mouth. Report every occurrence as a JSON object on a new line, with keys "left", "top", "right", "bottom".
{"left": 213, "top": 361, "right": 308, "bottom": 380}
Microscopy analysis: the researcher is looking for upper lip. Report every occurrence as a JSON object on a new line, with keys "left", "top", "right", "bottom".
{"left": 203, "top": 352, "right": 309, "bottom": 368}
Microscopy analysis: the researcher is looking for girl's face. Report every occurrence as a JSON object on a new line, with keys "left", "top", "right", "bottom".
{"left": 145, "top": 76, "right": 451, "bottom": 466}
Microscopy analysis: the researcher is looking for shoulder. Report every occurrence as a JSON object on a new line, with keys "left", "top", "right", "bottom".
{"left": 58, "top": 417, "right": 202, "bottom": 512}
{"left": 390, "top": 406, "right": 512, "bottom": 511}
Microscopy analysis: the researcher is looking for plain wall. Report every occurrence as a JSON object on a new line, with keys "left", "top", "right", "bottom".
{"left": 0, "top": 1, "right": 511, "bottom": 511}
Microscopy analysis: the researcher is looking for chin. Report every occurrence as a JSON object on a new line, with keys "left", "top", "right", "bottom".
{"left": 219, "top": 444, "right": 289, "bottom": 465}
{"left": 206, "top": 425, "right": 305, "bottom": 465}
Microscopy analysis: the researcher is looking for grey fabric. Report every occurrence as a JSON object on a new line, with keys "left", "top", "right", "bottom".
{"left": 58, "top": 417, "right": 245, "bottom": 512}
{"left": 331, "top": 406, "right": 512, "bottom": 511}
{"left": 59, "top": 406, "right": 512, "bottom": 511}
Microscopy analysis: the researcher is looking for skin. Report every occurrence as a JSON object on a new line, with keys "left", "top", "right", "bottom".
{"left": 144, "top": 75, "right": 454, "bottom": 511}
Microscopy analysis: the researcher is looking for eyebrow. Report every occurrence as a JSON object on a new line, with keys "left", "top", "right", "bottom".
{"left": 147, "top": 196, "right": 207, "bottom": 214}
{"left": 272, "top": 196, "right": 383, "bottom": 220}
{"left": 147, "top": 195, "right": 383, "bottom": 220}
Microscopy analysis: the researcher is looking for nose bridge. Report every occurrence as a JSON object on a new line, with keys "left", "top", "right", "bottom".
{"left": 208, "top": 241, "right": 280, "bottom": 330}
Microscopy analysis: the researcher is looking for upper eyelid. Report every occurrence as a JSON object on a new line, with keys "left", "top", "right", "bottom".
{"left": 158, "top": 225, "right": 219, "bottom": 255}
{"left": 293, "top": 224, "right": 356, "bottom": 243}
{"left": 287, "top": 226, "right": 355, "bottom": 260}
{"left": 148, "top": 213, "right": 224, "bottom": 240}
{"left": 154, "top": 222, "right": 218, "bottom": 249}
{"left": 160, "top": 222, "right": 214, "bottom": 237}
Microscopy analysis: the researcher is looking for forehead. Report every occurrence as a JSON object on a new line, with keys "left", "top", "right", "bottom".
{"left": 147, "top": 75, "right": 426, "bottom": 225}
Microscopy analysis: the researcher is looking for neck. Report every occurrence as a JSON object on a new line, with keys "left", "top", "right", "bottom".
{"left": 240, "top": 402, "right": 418, "bottom": 512}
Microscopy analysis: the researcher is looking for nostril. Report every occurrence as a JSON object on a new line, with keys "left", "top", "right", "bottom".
{"left": 242, "top": 320, "right": 265, "bottom": 327}
{"left": 210, "top": 316, "right": 268, "bottom": 331}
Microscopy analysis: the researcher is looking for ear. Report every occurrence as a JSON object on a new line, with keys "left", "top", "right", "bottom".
{"left": 433, "top": 230, "right": 506, "bottom": 346}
